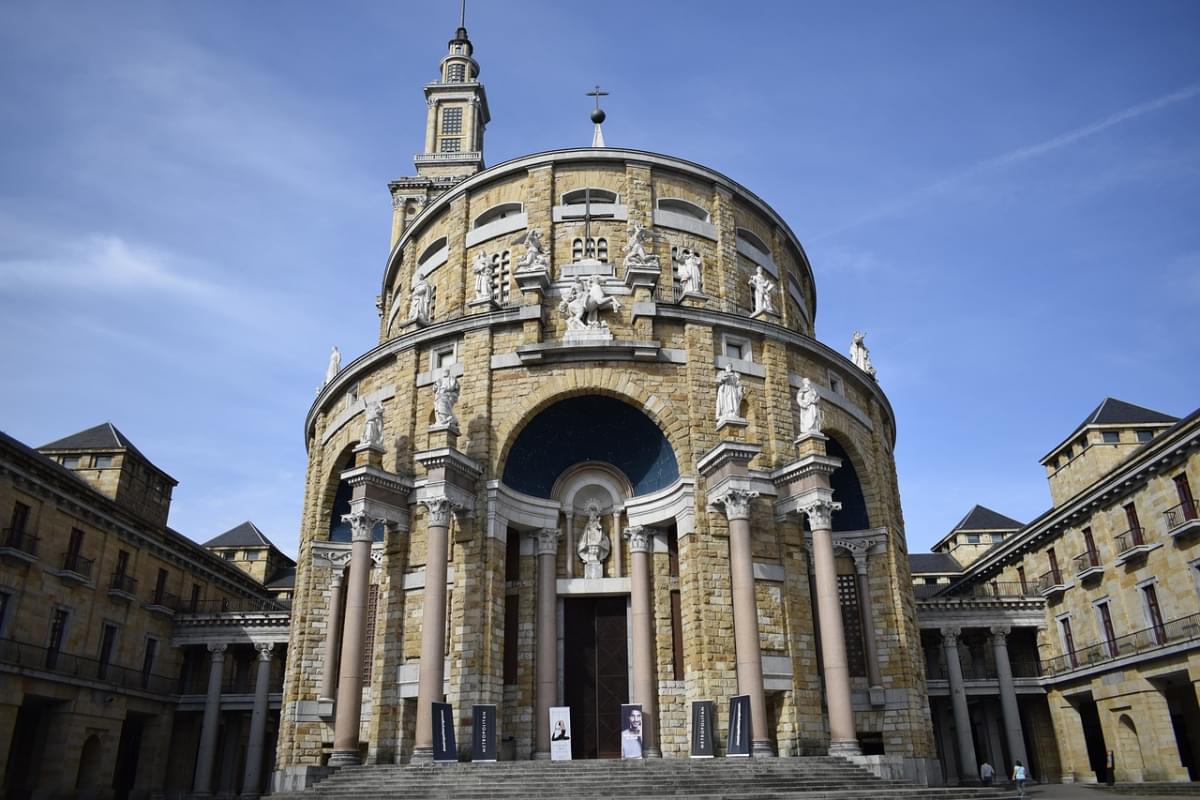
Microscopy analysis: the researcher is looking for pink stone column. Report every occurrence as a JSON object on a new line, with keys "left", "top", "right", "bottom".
{"left": 713, "top": 489, "right": 773, "bottom": 756}
{"left": 804, "top": 498, "right": 861, "bottom": 756}
{"left": 533, "top": 527, "right": 560, "bottom": 759}
{"left": 625, "top": 526, "right": 660, "bottom": 757}
{"left": 319, "top": 569, "right": 345, "bottom": 701}
{"left": 329, "top": 511, "right": 377, "bottom": 767}
{"left": 192, "top": 642, "right": 227, "bottom": 795}
{"left": 241, "top": 643, "right": 274, "bottom": 797}
{"left": 412, "top": 497, "right": 454, "bottom": 762}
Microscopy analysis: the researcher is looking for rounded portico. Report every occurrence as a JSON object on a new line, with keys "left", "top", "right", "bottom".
{"left": 274, "top": 16, "right": 934, "bottom": 788}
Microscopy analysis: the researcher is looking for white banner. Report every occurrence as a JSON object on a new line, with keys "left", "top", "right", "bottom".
{"left": 549, "top": 706, "right": 572, "bottom": 761}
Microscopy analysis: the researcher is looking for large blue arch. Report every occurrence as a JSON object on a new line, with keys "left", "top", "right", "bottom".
{"left": 502, "top": 395, "right": 679, "bottom": 498}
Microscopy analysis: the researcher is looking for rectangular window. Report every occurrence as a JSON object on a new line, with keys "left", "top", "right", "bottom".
{"left": 189, "top": 584, "right": 202, "bottom": 613}
{"left": 68, "top": 528, "right": 84, "bottom": 558}
{"left": 98, "top": 623, "right": 118, "bottom": 678}
{"left": 666, "top": 530, "right": 679, "bottom": 578}
{"left": 141, "top": 638, "right": 158, "bottom": 688}
{"left": 439, "top": 137, "right": 461, "bottom": 153}
{"left": 1175, "top": 474, "right": 1197, "bottom": 521}
{"left": 115, "top": 550, "right": 129, "bottom": 578}
{"left": 965, "top": 534, "right": 981, "bottom": 544}
{"left": 1124, "top": 502, "right": 1143, "bottom": 546}
{"left": 503, "top": 593, "right": 519, "bottom": 685}
{"left": 1017, "top": 565, "right": 1028, "bottom": 594}
{"left": 62, "top": 456, "right": 81, "bottom": 468}
{"left": 1059, "top": 616, "right": 1077, "bottom": 668}
{"left": 154, "top": 568, "right": 168, "bottom": 603}
{"left": 7, "top": 501, "right": 31, "bottom": 545}
{"left": 433, "top": 344, "right": 457, "bottom": 371}
{"left": 0, "top": 591, "right": 10, "bottom": 636}
{"left": 671, "top": 589, "right": 684, "bottom": 680}
{"left": 94, "top": 455, "right": 113, "bottom": 468}
{"left": 1102, "top": 431, "right": 1120, "bottom": 444}
{"left": 1083, "top": 527, "right": 1097, "bottom": 561}
{"left": 1136, "top": 430, "right": 1154, "bottom": 443}
{"left": 504, "top": 529, "right": 521, "bottom": 584}
{"left": 837, "top": 574, "right": 867, "bottom": 677}
{"left": 47, "top": 608, "right": 69, "bottom": 669}
{"left": 1096, "top": 602, "right": 1117, "bottom": 658}
{"left": 446, "top": 63, "right": 465, "bottom": 82}
{"left": 441, "top": 106, "right": 463, "bottom": 134}
{"left": 1142, "top": 583, "right": 1166, "bottom": 644}
{"left": 1048, "top": 547, "right": 1061, "bottom": 583}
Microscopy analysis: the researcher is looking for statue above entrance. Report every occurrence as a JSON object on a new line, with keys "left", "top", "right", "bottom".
{"left": 577, "top": 500, "right": 611, "bottom": 579}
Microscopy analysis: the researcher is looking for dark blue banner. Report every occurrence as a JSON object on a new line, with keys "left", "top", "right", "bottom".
{"left": 432, "top": 701, "right": 457, "bottom": 763}
{"left": 726, "top": 695, "right": 751, "bottom": 757}
{"left": 472, "top": 704, "right": 497, "bottom": 762}
{"left": 690, "top": 700, "right": 715, "bottom": 758}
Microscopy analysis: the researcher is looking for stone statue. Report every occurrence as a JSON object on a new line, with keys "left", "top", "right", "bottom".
{"left": 325, "top": 346, "right": 341, "bottom": 385}
{"left": 850, "top": 331, "right": 877, "bottom": 379}
{"left": 623, "top": 222, "right": 658, "bottom": 268}
{"left": 515, "top": 228, "right": 550, "bottom": 271}
{"left": 432, "top": 369, "right": 460, "bottom": 429}
{"left": 362, "top": 400, "right": 385, "bottom": 449}
{"left": 716, "top": 364, "right": 744, "bottom": 422}
{"left": 679, "top": 251, "right": 703, "bottom": 294}
{"left": 748, "top": 266, "right": 775, "bottom": 315}
{"left": 409, "top": 275, "right": 433, "bottom": 322}
{"left": 472, "top": 251, "right": 493, "bottom": 301}
{"left": 558, "top": 275, "right": 622, "bottom": 330}
{"left": 796, "top": 378, "right": 823, "bottom": 435}
{"left": 576, "top": 501, "right": 611, "bottom": 579}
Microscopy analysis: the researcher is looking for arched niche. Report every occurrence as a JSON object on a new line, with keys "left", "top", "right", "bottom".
{"left": 826, "top": 435, "right": 871, "bottom": 532}
{"left": 326, "top": 450, "right": 385, "bottom": 543}
{"left": 501, "top": 395, "right": 679, "bottom": 499}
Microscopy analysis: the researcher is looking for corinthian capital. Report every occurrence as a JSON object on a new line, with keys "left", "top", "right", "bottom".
{"left": 535, "top": 527, "right": 560, "bottom": 556}
{"left": 940, "top": 626, "right": 961, "bottom": 647}
{"left": 420, "top": 496, "right": 458, "bottom": 528}
{"left": 799, "top": 498, "right": 841, "bottom": 531}
{"left": 342, "top": 510, "right": 381, "bottom": 543}
{"left": 624, "top": 526, "right": 650, "bottom": 553}
{"left": 254, "top": 642, "right": 275, "bottom": 662}
{"left": 711, "top": 489, "right": 758, "bottom": 521}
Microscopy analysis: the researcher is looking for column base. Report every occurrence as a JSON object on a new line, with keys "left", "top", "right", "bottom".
{"left": 828, "top": 739, "right": 862, "bottom": 757}
{"left": 532, "top": 750, "right": 551, "bottom": 761}
{"left": 645, "top": 747, "right": 662, "bottom": 758}
{"left": 409, "top": 747, "right": 433, "bottom": 764}
{"left": 327, "top": 749, "right": 361, "bottom": 767}
{"left": 752, "top": 740, "right": 776, "bottom": 758}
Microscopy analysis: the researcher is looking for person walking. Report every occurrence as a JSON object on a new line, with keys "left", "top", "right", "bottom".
{"left": 1012, "top": 760, "right": 1027, "bottom": 797}
{"left": 980, "top": 761, "right": 994, "bottom": 786}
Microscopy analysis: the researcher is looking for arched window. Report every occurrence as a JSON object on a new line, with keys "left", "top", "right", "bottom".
{"left": 446, "top": 63, "right": 465, "bottom": 82}
{"left": 562, "top": 188, "right": 618, "bottom": 205}
{"left": 736, "top": 228, "right": 771, "bottom": 257}
{"left": 491, "top": 250, "right": 512, "bottom": 303}
{"left": 418, "top": 237, "right": 448, "bottom": 267}
{"left": 656, "top": 197, "right": 710, "bottom": 221}
{"left": 571, "top": 238, "right": 608, "bottom": 263}
{"left": 473, "top": 202, "right": 523, "bottom": 229}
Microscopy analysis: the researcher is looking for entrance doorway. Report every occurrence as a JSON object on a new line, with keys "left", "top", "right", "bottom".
{"left": 1075, "top": 697, "right": 1108, "bottom": 782}
{"left": 563, "top": 596, "right": 628, "bottom": 759}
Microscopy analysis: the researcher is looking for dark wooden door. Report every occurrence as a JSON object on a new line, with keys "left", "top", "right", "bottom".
{"left": 564, "top": 596, "right": 628, "bottom": 759}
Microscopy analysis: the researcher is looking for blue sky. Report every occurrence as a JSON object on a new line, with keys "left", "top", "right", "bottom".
{"left": 1, "top": 1, "right": 1197, "bottom": 559}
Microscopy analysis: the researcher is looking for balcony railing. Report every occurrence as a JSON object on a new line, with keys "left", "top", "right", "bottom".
{"left": 1042, "top": 612, "right": 1200, "bottom": 677}
{"left": 0, "top": 636, "right": 176, "bottom": 694}
{"left": 1164, "top": 501, "right": 1199, "bottom": 537}
{"left": 652, "top": 285, "right": 752, "bottom": 317}
{"left": 1073, "top": 550, "right": 1102, "bottom": 578}
{"left": 146, "top": 591, "right": 181, "bottom": 614}
{"left": 1114, "top": 526, "right": 1155, "bottom": 563}
{"left": 925, "top": 656, "right": 1042, "bottom": 681}
{"left": 108, "top": 573, "right": 138, "bottom": 596}
{"left": 180, "top": 598, "right": 288, "bottom": 615}
{"left": 0, "top": 527, "right": 39, "bottom": 557}
{"left": 1035, "top": 570, "right": 1067, "bottom": 596}
{"left": 60, "top": 551, "right": 94, "bottom": 580}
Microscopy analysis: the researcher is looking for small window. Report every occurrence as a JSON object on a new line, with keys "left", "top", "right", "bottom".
{"left": 992, "top": 533, "right": 1005, "bottom": 542}
{"left": 656, "top": 197, "right": 710, "bottom": 221}
{"left": 1102, "top": 431, "right": 1120, "bottom": 444}
{"left": 1078, "top": 436, "right": 1089, "bottom": 451}
{"left": 473, "top": 202, "right": 522, "bottom": 229}
{"left": 222, "top": 551, "right": 235, "bottom": 560}
{"left": 491, "top": 251, "right": 512, "bottom": 303}
{"left": 828, "top": 371, "right": 843, "bottom": 397}
{"left": 433, "top": 344, "right": 457, "bottom": 371}
{"left": 446, "top": 63, "right": 465, "bottom": 82}
{"left": 736, "top": 228, "right": 771, "bottom": 256}
{"left": 1136, "top": 430, "right": 1153, "bottom": 443}
{"left": 441, "top": 107, "right": 463, "bottom": 135}
{"left": 141, "top": 638, "right": 158, "bottom": 687}
{"left": 561, "top": 188, "right": 618, "bottom": 205}
{"left": 244, "top": 550, "right": 260, "bottom": 561}
{"left": 965, "top": 534, "right": 981, "bottom": 544}
{"left": 439, "top": 138, "right": 461, "bottom": 153}
{"left": 94, "top": 455, "right": 113, "bottom": 468}
{"left": 721, "top": 334, "right": 751, "bottom": 362}
{"left": 62, "top": 456, "right": 81, "bottom": 469}
{"left": 0, "top": 591, "right": 11, "bottom": 636}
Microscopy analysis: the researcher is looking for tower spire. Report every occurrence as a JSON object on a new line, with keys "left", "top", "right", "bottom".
{"left": 587, "top": 85, "right": 608, "bottom": 148}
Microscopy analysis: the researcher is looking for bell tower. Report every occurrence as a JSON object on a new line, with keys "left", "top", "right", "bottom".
{"left": 415, "top": 7, "right": 489, "bottom": 180}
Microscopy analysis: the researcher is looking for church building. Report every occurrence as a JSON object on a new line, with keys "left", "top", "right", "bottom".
{"left": 274, "top": 17, "right": 938, "bottom": 787}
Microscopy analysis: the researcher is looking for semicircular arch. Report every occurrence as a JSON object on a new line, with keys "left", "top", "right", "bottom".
{"left": 821, "top": 427, "right": 876, "bottom": 532}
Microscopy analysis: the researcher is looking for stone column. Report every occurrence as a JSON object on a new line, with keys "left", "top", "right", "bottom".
{"left": 611, "top": 511, "right": 622, "bottom": 578}
{"left": 319, "top": 570, "right": 345, "bottom": 701}
{"left": 991, "top": 626, "right": 1030, "bottom": 773}
{"left": 329, "top": 511, "right": 377, "bottom": 767}
{"left": 192, "top": 643, "right": 227, "bottom": 795}
{"left": 241, "top": 643, "right": 274, "bottom": 797}
{"left": 412, "top": 497, "right": 454, "bottom": 762}
{"left": 565, "top": 512, "right": 575, "bottom": 578}
{"left": 854, "top": 552, "right": 884, "bottom": 702}
{"left": 533, "top": 527, "right": 560, "bottom": 759}
{"left": 625, "top": 526, "right": 660, "bottom": 757}
{"left": 804, "top": 499, "right": 860, "bottom": 755}
{"left": 712, "top": 489, "right": 773, "bottom": 757}
{"left": 942, "top": 627, "right": 979, "bottom": 784}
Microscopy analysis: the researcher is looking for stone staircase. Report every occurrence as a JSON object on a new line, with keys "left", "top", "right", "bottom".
{"left": 273, "top": 757, "right": 1021, "bottom": 799}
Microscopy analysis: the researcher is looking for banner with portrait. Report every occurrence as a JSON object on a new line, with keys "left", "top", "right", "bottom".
{"left": 549, "top": 706, "right": 572, "bottom": 761}
{"left": 620, "top": 703, "right": 644, "bottom": 759}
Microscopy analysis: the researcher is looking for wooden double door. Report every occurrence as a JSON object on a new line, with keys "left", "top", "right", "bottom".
{"left": 563, "top": 596, "right": 629, "bottom": 759}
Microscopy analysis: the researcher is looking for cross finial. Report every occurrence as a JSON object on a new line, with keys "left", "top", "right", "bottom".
{"left": 587, "top": 85, "right": 609, "bottom": 110}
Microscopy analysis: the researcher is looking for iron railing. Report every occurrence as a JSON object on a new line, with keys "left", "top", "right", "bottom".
{"left": 1073, "top": 550, "right": 1101, "bottom": 575}
{"left": 0, "top": 636, "right": 176, "bottom": 694}
{"left": 0, "top": 527, "right": 39, "bottom": 556}
{"left": 1035, "top": 570, "right": 1065, "bottom": 593}
{"left": 60, "top": 551, "right": 94, "bottom": 579}
{"left": 915, "top": 581, "right": 1041, "bottom": 601}
{"left": 1164, "top": 501, "right": 1198, "bottom": 531}
{"left": 1114, "top": 525, "right": 1147, "bottom": 555}
{"left": 179, "top": 598, "right": 288, "bottom": 615}
{"left": 652, "top": 284, "right": 753, "bottom": 317}
{"left": 109, "top": 573, "right": 138, "bottom": 594}
{"left": 1042, "top": 612, "right": 1200, "bottom": 676}
{"left": 925, "top": 656, "right": 1041, "bottom": 681}
{"left": 147, "top": 590, "right": 181, "bottom": 611}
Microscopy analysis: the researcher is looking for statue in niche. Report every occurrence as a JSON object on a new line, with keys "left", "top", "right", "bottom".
{"left": 850, "top": 331, "right": 877, "bottom": 379}
{"left": 472, "top": 251, "right": 493, "bottom": 301}
{"left": 716, "top": 364, "right": 744, "bottom": 422}
{"left": 325, "top": 346, "right": 341, "bottom": 385}
{"left": 362, "top": 399, "right": 385, "bottom": 449}
{"left": 576, "top": 501, "right": 611, "bottom": 579}
{"left": 409, "top": 275, "right": 433, "bottom": 322}
{"left": 559, "top": 275, "right": 622, "bottom": 331}
{"left": 432, "top": 369, "right": 460, "bottom": 429}
{"left": 748, "top": 266, "right": 776, "bottom": 315}
{"left": 796, "top": 378, "right": 823, "bottom": 435}
{"left": 679, "top": 251, "right": 703, "bottom": 294}
{"left": 623, "top": 221, "right": 660, "bottom": 269}
{"left": 514, "top": 228, "right": 550, "bottom": 271}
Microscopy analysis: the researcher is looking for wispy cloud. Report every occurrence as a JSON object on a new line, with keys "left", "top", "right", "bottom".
{"left": 813, "top": 83, "right": 1200, "bottom": 241}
